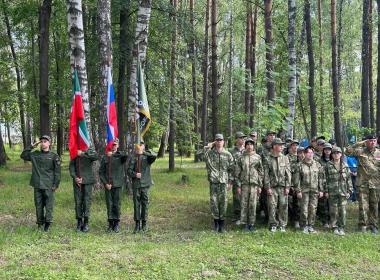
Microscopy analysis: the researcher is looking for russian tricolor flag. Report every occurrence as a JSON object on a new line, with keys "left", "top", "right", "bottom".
{"left": 106, "top": 66, "right": 118, "bottom": 152}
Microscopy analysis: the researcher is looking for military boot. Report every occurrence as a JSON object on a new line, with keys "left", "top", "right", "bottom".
{"left": 213, "top": 219, "right": 219, "bottom": 232}
{"left": 113, "top": 220, "right": 120, "bottom": 233}
{"left": 141, "top": 220, "right": 147, "bottom": 232}
{"left": 133, "top": 221, "right": 141, "bottom": 234}
{"left": 76, "top": 219, "right": 83, "bottom": 232}
{"left": 107, "top": 220, "right": 113, "bottom": 233}
{"left": 82, "top": 217, "right": 89, "bottom": 233}
{"left": 37, "top": 224, "right": 44, "bottom": 231}
{"left": 44, "top": 222, "right": 51, "bottom": 232}
{"left": 218, "top": 220, "right": 225, "bottom": 233}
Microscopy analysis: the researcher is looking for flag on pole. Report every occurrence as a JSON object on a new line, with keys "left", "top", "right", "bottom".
{"left": 136, "top": 59, "right": 151, "bottom": 141}
{"left": 69, "top": 68, "right": 91, "bottom": 160}
{"left": 106, "top": 66, "right": 118, "bottom": 152}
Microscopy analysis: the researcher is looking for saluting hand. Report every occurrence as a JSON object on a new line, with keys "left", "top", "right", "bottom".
{"left": 32, "top": 141, "right": 41, "bottom": 148}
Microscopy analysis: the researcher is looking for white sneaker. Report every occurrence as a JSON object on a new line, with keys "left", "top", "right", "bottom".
{"left": 235, "top": 220, "right": 241, "bottom": 225}
{"left": 294, "top": 221, "right": 300, "bottom": 229}
{"left": 303, "top": 226, "right": 309, "bottom": 234}
{"left": 279, "top": 226, "right": 286, "bottom": 232}
{"left": 339, "top": 228, "right": 345, "bottom": 236}
{"left": 270, "top": 226, "right": 277, "bottom": 232}
{"left": 308, "top": 226, "right": 316, "bottom": 233}
{"left": 323, "top": 223, "right": 330, "bottom": 229}
{"left": 333, "top": 228, "right": 340, "bottom": 235}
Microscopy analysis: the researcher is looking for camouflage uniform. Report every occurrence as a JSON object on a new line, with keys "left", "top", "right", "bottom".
{"left": 235, "top": 151, "right": 263, "bottom": 226}
{"left": 229, "top": 145, "right": 245, "bottom": 220}
{"left": 317, "top": 156, "right": 331, "bottom": 226}
{"left": 325, "top": 160, "right": 352, "bottom": 229}
{"left": 20, "top": 140, "right": 61, "bottom": 230}
{"left": 258, "top": 142, "right": 272, "bottom": 220}
{"left": 287, "top": 152, "right": 300, "bottom": 224}
{"left": 263, "top": 152, "right": 292, "bottom": 228}
{"left": 345, "top": 140, "right": 380, "bottom": 230}
{"left": 204, "top": 147, "right": 234, "bottom": 221}
{"left": 294, "top": 159, "right": 324, "bottom": 228}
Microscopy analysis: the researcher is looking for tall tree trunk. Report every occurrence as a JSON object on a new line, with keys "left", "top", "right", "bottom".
{"left": 201, "top": 0, "right": 210, "bottom": 145}
{"left": 67, "top": 0, "right": 92, "bottom": 135}
{"left": 337, "top": 0, "right": 344, "bottom": 82}
{"left": 361, "top": 0, "right": 370, "bottom": 128}
{"left": 331, "top": 0, "right": 343, "bottom": 147}
{"left": 249, "top": 4, "right": 258, "bottom": 127}
{"left": 0, "top": 129, "right": 6, "bottom": 166}
{"left": 97, "top": 0, "right": 113, "bottom": 154}
{"left": 52, "top": 31, "right": 64, "bottom": 156}
{"left": 169, "top": 0, "right": 178, "bottom": 171}
{"left": 190, "top": 0, "right": 199, "bottom": 161}
{"left": 264, "top": 0, "right": 275, "bottom": 101}
{"left": 2, "top": 0, "right": 27, "bottom": 148}
{"left": 211, "top": 0, "right": 219, "bottom": 135}
{"left": 228, "top": 3, "right": 233, "bottom": 142}
{"left": 39, "top": 0, "right": 52, "bottom": 136}
{"left": 377, "top": 0, "right": 380, "bottom": 134}
{"left": 369, "top": 0, "right": 375, "bottom": 130}
{"left": 287, "top": 0, "right": 296, "bottom": 139}
{"left": 318, "top": 0, "right": 324, "bottom": 134}
{"left": 245, "top": 2, "right": 252, "bottom": 124}
{"left": 305, "top": 0, "right": 317, "bottom": 137}
{"left": 128, "top": 0, "right": 152, "bottom": 152}
{"left": 6, "top": 121, "right": 11, "bottom": 149}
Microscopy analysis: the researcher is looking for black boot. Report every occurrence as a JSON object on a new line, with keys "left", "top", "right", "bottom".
{"left": 44, "top": 222, "right": 51, "bottom": 232}
{"left": 107, "top": 220, "right": 113, "bottom": 232}
{"left": 133, "top": 220, "right": 141, "bottom": 234}
{"left": 218, "top": 220, "right": 225, "bottom": 233}
{"left": 113, "top": 220, "right": 120, "bottom": 233}
{"left": 82, "top": 217, "right": 89, "bottom": 233}
{"left": 214, "top": 219, "right": 219, "bottom": 232}
{"left": 76, "top": 219, "right": 83, "bottom": 232}
{"left": 141, "top": 220, "right": 147, "bottom": 232}
{"left": 37, "top": 224, "right": 44, "bottom": 231}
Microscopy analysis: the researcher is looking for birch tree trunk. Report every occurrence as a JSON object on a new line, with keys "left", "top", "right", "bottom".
{"left": 67, "top": 0, "right": 92, "bottom": 133}
{"left": 97, "top": 0, "right": 112, "bottom": 154}
{"left": 287, "top": 0, "right": 296, "bottom": 139}
{"left": 127, "top": 0, "right": 152, "bottom": 152}
{"left": 331, "top": 0, "right": 343, "bottom": 147}
{"left": 377, "top": 0, "right": 380, "bottom": 134}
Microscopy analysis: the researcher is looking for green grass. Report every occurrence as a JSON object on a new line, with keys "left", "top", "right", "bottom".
{"left": 0, "top": 148, "right": 379, "bottom": 279}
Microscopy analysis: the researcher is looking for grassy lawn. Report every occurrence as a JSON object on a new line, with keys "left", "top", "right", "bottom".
{"left": 0, "top": 147, "right": 379, "bottom": 279}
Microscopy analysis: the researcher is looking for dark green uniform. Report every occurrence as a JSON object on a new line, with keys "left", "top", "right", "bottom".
{"left": 317, "top": 157, "right": 331, "bottom": 227}
{"left": 20, "top": 146, "right": 61, "bottom": 228}
{"left": 69, "top": 148, "right": 98, "bottom": 230}
{"left": 287, "top": 153, "right": 300, "bottom": 225}
{"left": 99, "top": 151, "right": 128, "bottom": 228}
{"left": 127, "top": 150, "right": 157, "bottom": 230}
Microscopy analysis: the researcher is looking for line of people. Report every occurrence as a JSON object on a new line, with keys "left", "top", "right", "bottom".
{"left": 203, "top": 131, "right": 380, "bottom": 235}
{"left": 20, "top": 135, "right": 156, "bottom": 233}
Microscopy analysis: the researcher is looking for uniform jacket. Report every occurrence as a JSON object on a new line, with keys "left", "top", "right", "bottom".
{"left": 69, "top": 149, "right": 99, "bottom": 185}
{"left": 127, "top": 150, "right": 157, "bottom": 188}
{"left": 99, "top": 151, "right": 128, "bottom": 188}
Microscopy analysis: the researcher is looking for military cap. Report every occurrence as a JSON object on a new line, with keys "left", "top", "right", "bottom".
{"left": 39, "top": 135, "right": 51, "bottom": 142}
{"left": 364, "top": 134, "right": 376, "bottom": 140}
{"left": 323, "top": 143, "right": 332, "bottom": 150}
{"left": 317, "top": 136, "right": 326, "bottom": 140}
{"left": 317, "top": 139, "right": 326, "bottom": 146}
{"left": 266, "top": 130, "right": 277, "bottom": 136}
{"left": 215, "top": 134, "right": 224, "bottom": 140}
{"left": 271, "top": 138, "right": 285, "bottom": 147}
{"left": 297, "top": 146, "right": 305, "bottom": 153}
{"left": 304, "top": 146, "right": 314, "bottom": 152}
{"left": 332, "top": 147, "right": 342, "bottom": 153}
{"left": 290, "top": 139, "right": 299, "bottom": 145}
{"left": 235, "top": 131, "right": 246, "bottom": 139}
{"left": 328, "top": 139, "right": 336, "bottom": 145}
{"left": 249, "top": 131, "right": 258, "bottom": 137}
{"left": 245, "top": 138, "right": 255, "bottom": 146}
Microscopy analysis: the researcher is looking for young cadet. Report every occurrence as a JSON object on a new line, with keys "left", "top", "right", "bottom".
{"left": 99, "top": 138, "right": 128, "bottom": 233}
{"left": 127, "top": 143, "right": 157, "bottom": 233}
{"left": 20, "top": 135, "right": 61, "bottom": 231}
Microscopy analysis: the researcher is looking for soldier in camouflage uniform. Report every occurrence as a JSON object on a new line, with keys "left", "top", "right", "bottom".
{"left": 99, "top": 139, "right": 128, "bottom": 233}
{"left": 235, "top": 138, "right": 263, "bottom": 231}
{"left": 20, "top": 135, "right": 61, "bottom": 231}
{"left": 229, "top": 131, "right": 246, "bottom": 223}
{"left": 263, "top": 138, "right": 292, "bottom": 232}
{"left": 287, "top": 139, "right": 300, "bottom": 228}
{"left": 294, "top": 146, "right": 324, "bottom": 234}
{"left": 69, "top": 148, "right": 98, "bottom": 232}
{"left": 204, "top": 134, "right": 234, "bottom": 233}
{"left": 127, "top": 144, "right": 157, "bottom": 233}
{"left": 345, "top": 135, "right": 380, "bottom": 234}
{"left": 325, "top": 147, "right": 352, "bottom": 236}
{"left": 314, "top": 138, "right": 325, "bottom": 161}
{"left": 317, "top": 143, "right": 333, "bottom": 228}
